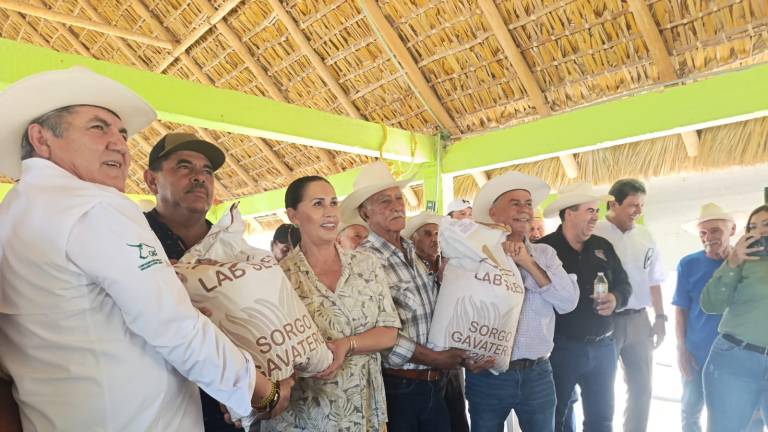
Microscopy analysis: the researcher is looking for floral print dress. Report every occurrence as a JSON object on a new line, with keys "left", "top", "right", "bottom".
{"left": 262, "top": 245, "right": 401, "bottom": 432}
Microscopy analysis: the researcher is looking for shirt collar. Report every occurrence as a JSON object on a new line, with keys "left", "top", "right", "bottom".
{"left": 20, "top": 158, "right": 122, "bottom": 196}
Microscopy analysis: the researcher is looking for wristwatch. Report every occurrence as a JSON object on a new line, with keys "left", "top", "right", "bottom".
{"left": 655, "top": 314, "right": 668, "bottom": 322}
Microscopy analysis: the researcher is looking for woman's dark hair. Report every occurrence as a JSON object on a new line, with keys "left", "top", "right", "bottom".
{"left": 272, "top": 223, "right": 301, "bottom": 248}
{"left": 284, "top": 175, "right": 331, "bottom": 210}
{"left": 746, "top": 204, "right": 768, "bottom": 232}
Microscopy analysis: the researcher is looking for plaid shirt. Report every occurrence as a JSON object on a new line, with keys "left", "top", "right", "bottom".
{"left": 359, "top": 231, "right": 437, "bottom": 370}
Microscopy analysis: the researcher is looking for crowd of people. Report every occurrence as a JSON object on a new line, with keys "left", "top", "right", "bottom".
{"left": 0, "top": 68, "right": 766, "bottom": 432}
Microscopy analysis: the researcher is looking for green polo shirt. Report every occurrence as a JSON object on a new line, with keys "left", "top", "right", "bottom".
{"left": 701, "top": 258, "right": 768, "bottom": 347}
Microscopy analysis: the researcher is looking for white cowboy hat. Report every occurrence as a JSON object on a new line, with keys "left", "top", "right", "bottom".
{"left": 682, "top": 203, "right": 735, "bottom": 233}
{"left": 402, "top": 211, "right": 443, "bottom": 239}
{"left": 543, "top": 182, "right": 613, "bottom": 218}
{"left": 340, "top": 161, "right": 412, "bottom": 223}
{"left": 446, "top": 198, "right": 472, "bottom": 215}
{"left": 0, "top": 66, "right": 156, "bottom": 179}
{"left": 473, "top": 171, "right": 551, "bottom": 224}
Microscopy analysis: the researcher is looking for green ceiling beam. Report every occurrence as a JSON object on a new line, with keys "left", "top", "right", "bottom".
{"left": 0, "top": 38, "right": 436, "bottom": 163}
{"left": 443, "top": 62, "right": 768, "bottom": 174}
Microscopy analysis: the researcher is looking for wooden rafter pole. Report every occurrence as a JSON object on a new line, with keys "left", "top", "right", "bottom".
{"left": 266, "top": 0, "right": 362, "bottom": 120}
{"left": 192, "top": 0, "right": 341, "bottom": 174}
{"left": 628, "top": 0, "right": 700, "bottom": 157}
{"left": 477, "top": 0, "right": 578, "bottom": 178}
{"left": 471, "top": 171, "right": 488, "bottom": 187}
{"left": 152, "top": 0, "right": 244, "bottom": 72}
{"left": 192, "top": 127, "right": 265, "bottom": 192}
{"left": 129, "top": 0, "right": 262, "bottom": 191}
{"left": 0, "top": 0, "right": 173, "bottom": 48}
{"left": 359, "top": 0, "right": 459, "bottom": 136}
{"left": 253, "top": 139, "right": 295, "bottom": 181}
{"left": 75, "top": 0, "right": 149, "bottom": 69}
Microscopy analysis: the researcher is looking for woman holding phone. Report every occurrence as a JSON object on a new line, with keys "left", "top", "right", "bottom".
{"left": 701, "top": 204, "right": 768, "bottom": 432}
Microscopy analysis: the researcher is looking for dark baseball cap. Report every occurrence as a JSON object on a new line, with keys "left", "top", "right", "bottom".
{"left": 148, "top": 132, "right": 225, "bottom": 171}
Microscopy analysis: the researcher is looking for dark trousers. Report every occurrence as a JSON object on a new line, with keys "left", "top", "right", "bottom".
{"left": 201, "top": 390, "right": 241, "bottom": 432}
{"left": 550, "top": 336, "right": 618, "bottom": 432}
{"left": 384, "top": 374, "right": 451, "bottom": 432}
{"left": 444, "top": 369, "right": 470, "bottom": 432}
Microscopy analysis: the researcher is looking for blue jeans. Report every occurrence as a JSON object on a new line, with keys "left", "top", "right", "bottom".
{"left": 703, "top": 335, "right": 768, "bottom": 432}
{"left": 384, "top": 374, "right": 450, "bottom": 432}
{"left": 681, "top": 369, "right": 705, "bottom": 432}
{"left": 550, "top": 336, "right": 617, "bottom": 432}
{"left": 465, "top": 359, "right": 556, "bottom": 432}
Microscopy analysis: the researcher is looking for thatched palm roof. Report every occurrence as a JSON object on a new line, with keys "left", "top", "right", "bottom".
{"left": 1, "top": 0, "right": 766, "bottom": 207}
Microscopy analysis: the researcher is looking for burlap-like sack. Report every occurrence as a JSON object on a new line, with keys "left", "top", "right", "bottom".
{"left": 174, "top": 205, "right": 332, "bottom": 382}
{"left": 428, "top": 219, "right": 526, "bottom": 373}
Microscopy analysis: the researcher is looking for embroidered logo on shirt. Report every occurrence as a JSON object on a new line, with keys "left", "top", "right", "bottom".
{"left": 594, "top": 249, "right": 607, "bottom": 261}
{"left": 127, "top": 242, "right": 163, "bottom": 271}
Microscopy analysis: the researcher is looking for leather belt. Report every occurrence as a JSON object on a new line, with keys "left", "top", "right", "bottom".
{"left": 615, "top": 308, "right": 644, "bottom": 316}
{"left": 509, "top": 357, "right": 548, "bottom": 370}
{"left": 722, "top": 334, "right": 768, "bottom": 356}
{"left": 383, "top": 368, "right": 444, "bottom": 381}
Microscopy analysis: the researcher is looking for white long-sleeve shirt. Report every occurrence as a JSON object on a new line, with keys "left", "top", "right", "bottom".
{"left": 0, "top": 159, "right": 256, "bottom": 431}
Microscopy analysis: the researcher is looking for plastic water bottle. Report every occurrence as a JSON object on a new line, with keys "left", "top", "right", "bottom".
{"left": 593, "top": 272, "right": 608, "bottom": 297}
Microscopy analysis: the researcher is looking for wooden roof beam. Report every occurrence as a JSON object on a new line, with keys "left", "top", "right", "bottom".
{"left": 478, "top": 0, "right": 578, "bottom": 178}
{"left": 193, "top": 0, "right": 341, "bottom": 174}
{"left": 129, "top": 1, "right": 261, "bottom": 191}
{"left": 75, "top": 0, "right": 149, "bottom": 69}
{"left": 471, "top": 171, "right": 488, "bottom": 187}
{"left": 628, "top": 0, "right": 700, "bottom": 157}
{"left": 0, "top": 0, "right": 173, "bottom": 48}
{"left": 360, "top": 0, "right": 459, "bottom": 136}
{"left": 266, "top": 0, "right": 362, "bottom": 120}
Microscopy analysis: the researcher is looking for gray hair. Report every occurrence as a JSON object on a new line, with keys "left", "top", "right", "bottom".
{"left": 20, "top": 106, "right": 78, "bottom": 160}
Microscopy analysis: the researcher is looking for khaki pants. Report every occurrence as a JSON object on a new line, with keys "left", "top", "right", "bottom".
{"left": 614, "top": 310, "right": 653, "bottom": 432}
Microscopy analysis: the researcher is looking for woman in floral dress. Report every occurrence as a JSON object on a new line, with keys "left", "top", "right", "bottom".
{"left": 261, "top": 176, "right": 401, "bottom": 432}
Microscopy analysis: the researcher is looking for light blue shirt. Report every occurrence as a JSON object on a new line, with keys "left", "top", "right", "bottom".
{"left": 511, "top": 241, "right": 580, "bottom": 360}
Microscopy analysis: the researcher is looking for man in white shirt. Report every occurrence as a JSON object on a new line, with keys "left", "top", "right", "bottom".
{"left": 0, "top": 67, "right": 286, "bottom": 431}
{"left": 593, "top": 178, "right": 666, "bottom": 432}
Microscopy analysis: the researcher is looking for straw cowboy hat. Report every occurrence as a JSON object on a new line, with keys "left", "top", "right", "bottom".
{"left": 473, "top": 171, "right": 551, "bottom": 224}
{"left": 402, "top": 211, "right": 443, "bottom": 239}
{"left": 446, "top": 198, "right": 472, "bottom": 215}
{"left": 682, "top": 203, "right": 735, "bottom": 233}
{"left": 543, "top": 182, "right": 613, "bottom": 218}
{"left": 340, "top": 161, "right": 412, "bottom": 223}
{"left": 0, "top": 66, "right": 156, "bottom": 179}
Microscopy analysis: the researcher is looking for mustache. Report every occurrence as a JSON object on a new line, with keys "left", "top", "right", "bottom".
{"left": 186, "top": 183, "right": 208, "bottom": 194}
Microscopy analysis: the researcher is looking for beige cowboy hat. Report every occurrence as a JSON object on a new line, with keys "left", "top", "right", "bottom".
{"left": 340, "top": 161, "right": 412, "bottom": 223}
{"left": 402, "top": 211, "right": 444, "bottom": 239}
{"left": 0, "top": 66, "right": 156, "bottom": 179}
{"left": 682, "top": 203, "right": 736, "bottom": 233}
{"left": 473, "top": 171, "right": 551, "bottom": 224}
{"left": 543, "top": 182, "right": 613, "bottom": 218}
{"left": 533, "top": 207, "right": 544, "bottom": 220}
{"left": 446, "top": 198, "right": 472, "bottom": 215}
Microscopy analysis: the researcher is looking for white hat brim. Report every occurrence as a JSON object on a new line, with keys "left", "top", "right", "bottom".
{"left": 403, "top": 213, "right": 443, "bottom": 239}
{"left": 473, "top": 172, "right": 551, "bottom": 224}
{"left": 543, "top": 192, "right": 613, "bottom": 218}
{"left": 0, "top": 67, "right": 156, "bottom": 179}
{"left": 340, "top": 178, "right": 412, "bottom": 224}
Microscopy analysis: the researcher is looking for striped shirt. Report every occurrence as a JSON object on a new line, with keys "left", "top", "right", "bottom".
{"left": 512, "top": 241, "right": 580, "bottom": 360}
{"left": 360, "top": 231, "right": 437, "bottom": 370}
